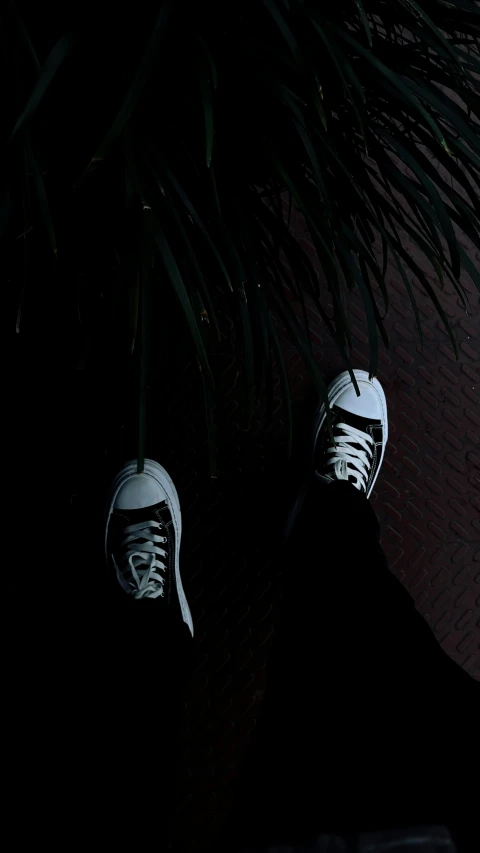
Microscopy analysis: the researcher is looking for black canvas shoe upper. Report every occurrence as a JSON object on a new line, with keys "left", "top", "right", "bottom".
{"left": 106, "top": 500, "right": 181, "bottom": 611}
{"left": 315, "top": 404, "right": 384, "bottom": 495}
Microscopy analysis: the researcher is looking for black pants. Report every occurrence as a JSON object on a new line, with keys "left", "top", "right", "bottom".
{"left": 8, "top": 481, "right": 479, "bottom": 849}
{"left": 228, "top": 480, "right": 480, "bottom": 851}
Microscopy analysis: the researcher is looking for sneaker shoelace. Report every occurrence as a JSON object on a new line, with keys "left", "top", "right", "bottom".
{"left": 325, "top": 422, "right": 374, "bottom": 492}
{"left": 112, "top": 520, "right": 168, "bottom": 599}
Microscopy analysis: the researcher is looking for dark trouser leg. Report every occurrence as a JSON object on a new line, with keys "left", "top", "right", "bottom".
{"left": 231, "top": 480, "right": 479, "bottom": 849}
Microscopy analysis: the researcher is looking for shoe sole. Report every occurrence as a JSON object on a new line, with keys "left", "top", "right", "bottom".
{"left": 105, "top": 458, "right": 194, "bottom": 636}
{"left": 284, "top": 370, "right": 388, "bottom": 538}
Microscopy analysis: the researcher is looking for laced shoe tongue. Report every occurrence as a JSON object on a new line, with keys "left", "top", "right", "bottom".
{"left": 333, "top": 458, "right": 349, "bottom": 481}
{"left": 115, "top": 506, "right": 169, "bottom": 597}
{"left": 326, "top": 452, "right": 357, "bottom": 488}
{"left": 327, "top": 426, "right": 368, "bottom": 489}
{"left": 334, "top": 425, "right": 365, "bottom": 457}
{"left": 320, "top": 457, "right": 349, "bottom": 485}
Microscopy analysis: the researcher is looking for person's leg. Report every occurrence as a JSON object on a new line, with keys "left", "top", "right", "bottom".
{"left": 231, "top": 371, "right": 479, "bottom": 850}
{"left": 96, "top": 458, "right": 194, "bottom": 838}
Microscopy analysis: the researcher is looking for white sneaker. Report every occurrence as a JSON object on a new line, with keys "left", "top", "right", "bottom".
{"left": 314, "top": 370, "right": 388, "bottom": 497}
{"left": 105, "top": 459, "right": 193, "bottom": 636}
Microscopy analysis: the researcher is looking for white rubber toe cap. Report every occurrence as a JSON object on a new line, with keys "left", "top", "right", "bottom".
{"left": 336, "top": 374, "right": 384, "bottom": 421}
{"left": 114, "top": 473, "right": 167, "bottom": 510}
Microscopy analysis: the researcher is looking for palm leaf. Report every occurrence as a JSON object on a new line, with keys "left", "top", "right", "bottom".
{"left": 4, "top": 0, "right": 480, "bottom": 471}
{"left": 199, "top": 60, "right": 214, "bottom": 168}
{"left": 353, "top": 0, "right": 372, "bottom": 46}
{"left": 376, "top": 128, "right": 461, "bottom": 277}
{"left": 8, "top": 34, "right": 73, "bottom": 145}
{"left": 269, "top": 285, "right": 333, "bottom": 438}
{"left": 92, "top": 4, "right": 172, "bottom": 160}
{"left": 0, "top": 191, "right": 12, "bottom": 241}
{"left": 26, "top": 139, "right": 56, "bottom": 256}
{"left": 145, "top": 151, "right": 221, "bottom": 337}
{"left": 264, "top": 0, "right": 299, "bottom": 59}
{"left": 137, "top": 236, "right": 151, "bottom": 474}
{"left": 238, "top": 285, "right": 255, "bottom": 429}
{"left": 6, "top": 0, "right": 40, "bottom": 71}
{"left": 155, "top": 152, "right": 233, "bottom": 291}
{"left": 267, "top": 313, "right": 293, "bottom": 458}
{"left": 149, "top": 214, "right": 215, "bottom": 389}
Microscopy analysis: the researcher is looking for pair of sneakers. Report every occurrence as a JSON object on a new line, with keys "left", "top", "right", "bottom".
{"left": 105, "top": 370, "right": 388, "bottom": 635}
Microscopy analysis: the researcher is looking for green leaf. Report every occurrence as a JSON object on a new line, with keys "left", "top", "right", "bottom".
{"left": 330, "top": 23, "right": 448, "bottom": 148}
{"left": 155, "top": 151, "right": 233, "bottom": 291}
{"left": 252, "top": 279, "right": 273, "bottom": 394}
{"left": 137, "top": 238, "right": 152, "bottom": 474}
{"left": 367, "top": 154, "right": 445, "bottom": 264}
{"left": 129, "top": 271, "right": 140, "bottom": 355}
{"left": 195, "top": 33, "right": 218, "bottom": 90}
{"left": 7, "top": 0, "right": 40, "bottom": 71}
{"left": 0, "top": 190, "right": 12, "bottom": 241}
{"left": 358, "top": 252, "right": 389, "bottom": 347}
{"left": 267, "top": 313, "right": 293, "bottom": 458}
{"left": 458, "top": 245, "right": 480, "bottom": 294}
{"left": 8, "top": 34, "right": 73, "bottom": 145}
{"left": 399, "top": 0, "right": 463, "bottom": 66}
{"left": 200, "top": 71, "right": 214, "bottom": 168}
{"left": 376, "top": 128, "right": 461, "bottom": 277}
{"left": 381, "top": 222, "right": 424, "bottom": 345}
{"left": 152, "top": 216, "right": 214, "bottom": 387}
{"left": 443, "top": 132, "right": 480, "bottom": 179}
{"left": 93, "top": 5, "right": 171, "bottom": 160}
{"left": 405, "top": 119, "right": 480, "bottom": 218}
{"left": 144, "top": 152, "right": 221, "bottom": 338}
{"left": 365, "top": 148, "right": 447, "bottom": 262}
{"left": 341, "top": 218, "right": 389, "bottom": 315}
{"left": 406, "top": 75, "right": 480, "bottom": 154}
{"left": 264, "top": 0, "right": 298, "bottom": 59}
{"left": 238, "top": 284, "right": 255, "bottom": 430}
{"left": 312, "top": 21, "right": 368, "bottom": 147}
{"left": 293, "top": 119, "right": 328, "bottom": 205}
{"left": 369, "top": 142, "right": 470, "bottom": 309}
{"left": 27, "top": 139, "right": 57, "bottom": 256}
{"left": 297, "top": 218, "right": 353, "bottom": 349}
{"left": 394, "top": 238, "right": 459, "bottom": 357}
{"left": 338, "top": 246, "right": 379, "bottom": 376}
{"left": 353, "top": 0, "right": 372, "bottom": 46}
{"left": 122, "top": 136, "right": 218, "bottom": 389}
{"left": 258, "top": 217, "right": 312, "bottom": 339}
{"left": 209, "top": 163, "right": 221, "bottom": 214}
{"left": 269, "top": 284, "right": 333, "bottom": 437}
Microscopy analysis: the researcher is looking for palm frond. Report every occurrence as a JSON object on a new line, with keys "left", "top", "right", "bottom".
{"left": 4, "top": 0, "right": 480, "bottom": 468}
